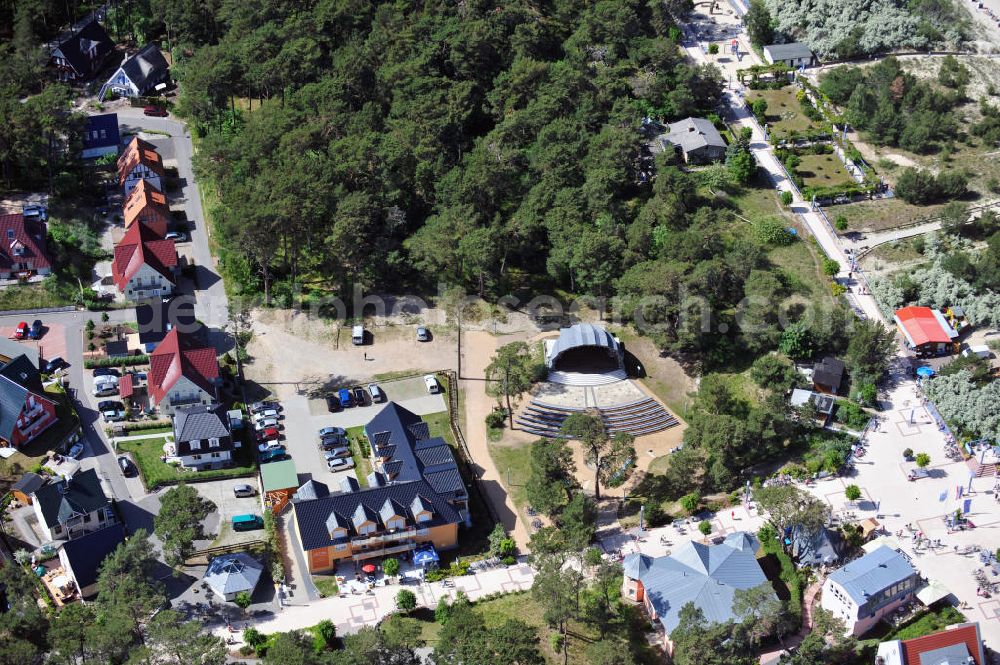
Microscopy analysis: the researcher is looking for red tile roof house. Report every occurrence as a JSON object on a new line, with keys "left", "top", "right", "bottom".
{"left": 875, "top": 621, "right": 985, "bottom": 665}
{"left": 117, "top": 136, "right": 165, "bottom": 196}
{"left": 122, "top": 178, "right": 170, "bottom": 237}
{"left": 148, "top": 329, "right": 220, "bottom": 415}
{"left": 111, "top": 222, "right": 178, "bottom": 300}
{"left": 0, "top": 354, "right": 59, "bottom": 449}
{"left": 893, "top": 306, "right": 959, "bottom": 358}
{"left": 0, "top": 213, "right": 53, "bottom": 280}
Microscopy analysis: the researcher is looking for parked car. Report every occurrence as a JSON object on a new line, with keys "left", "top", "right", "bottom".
{"left": 368, "top": 383, "right": 384, "bottom": 403}
{"left": 338, "top": 388, "right": 353, "bottom": 408}
{"left": 100, "top": 401, "right": 126, "bottom": 422}
{"left": 319, "top": 437, "right": 347, "bottom": 450}
{"left": 44, "top": 357, "right": 66, "bottom": 374}
{"left": 165, "top": 231, "right": 188, "bottom": 242}
{"left": 232, "top": 514, "right": 264, "bottom": 531}
{"left": 28, "top": 320, "right": 43, "bottom": 339}
{"left": 258, "top": 442, "right": 284, "bottom": 452}
{"left": 352, "top": 386, "right": 367, "bottom": 406}
{"left": 352, "top": 325, "right": 365, "bottom": 345}
{"left": 13, "top": 322, "right": 27, "bottom": 339}
{"left": 252, "top": 408, "right": 279, "bottom": 421}
{"left": 250, "top": 401, "right": 280, "bottom": 413}
{"left": 67, "top": 442, "right": 84, "bottom": 459}
{"left": 233, "top": 484, "right": 256, "bottom": 498}
{"left": 258, "top": 447, "right": 286, "bottom": 463}
{"left": 318, "top": 426, "right": 347, "bottom": 438}
{"left": 324, "top": 447, "right": 352, "bottom": 460}
{"left": 253, "top": 417, "right": 278, "bottom": 431}
{"left": 118, "top": 456, "right": 135, "bottom": 476}
{"left": 257, "top": 427, "right": 280, "bottom": 442}
{"left": 325, "top": 394, "right": 341, "bottom": 412}
{"left": 92, "top": 378, "right": 119, "bottom": 396}
{"left": 416, "top": 326, "right": 430, "bottom": 342}
{"left": 143, "top": 105, "right": 168, "bottom": 117}
{"left": 327, "top": 457, "right": 355, "bottom": 472}
{"left": 424, "top": 374, "right": 439, "bottom": 394}
{"left": 93, "top": 367, "right": 121, "bottom": 377}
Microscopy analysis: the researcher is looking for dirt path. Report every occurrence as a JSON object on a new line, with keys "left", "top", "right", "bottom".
{"left": 460, "top": 330, "right": 532, "bottom": 551}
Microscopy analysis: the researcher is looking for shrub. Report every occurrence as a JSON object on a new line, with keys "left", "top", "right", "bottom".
{"left": 708, "top": 43, "right": 719, "bottom": 54}
{"left": 644, "top": 502, "right": 668, "bottom": 527}
{"left": 844, "top": 484, "right": 862, "bottom": 502}
{"left": 903, "top": 448, "right": 913, "bottom": 459}
{"left": 84, "top": 355, "right": 150, "bottom": 369}
{"left": 834, "top": 215, "right": 848, "bottom": 231}
{"left": 915, "top": 453, "right": 931, "bottom": 468}
{"left": 313, "top": 620, "right": 335, "bottom": 653}
{"left": 822, "top": 258, "right": 840, "bottom": 276}
{"left": 679, "top": 492, "right": 700, "bottom": 513}
{"left": 501, "top": 555, "right": 516, "bottom": 566}
{"left": 698, "top": 520, "right": 712, "bottom": 536}
{"left": 485, "top": 408, "right": 506, "bottom": 429}
{"left": 382, "top": 558, "right": 400, "bottom": 577}
{"left": 780, "top": 190, "right": 793, "bottom": 205}
{"left": 752, "top": 217, "right": 795, "bottom": 246}
{"left": 435, "top": 596, "right": 452, "bottom": 624}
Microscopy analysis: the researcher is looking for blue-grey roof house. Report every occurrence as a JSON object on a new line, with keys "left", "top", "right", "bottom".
{"left": 820, "top": 545, "right": 920, "bottom": 637}
{"left": 622, "top": 532, "right": 774, "bottom": 656}
{"left": 81, "top": 113, "right": 120, "bottom": 159}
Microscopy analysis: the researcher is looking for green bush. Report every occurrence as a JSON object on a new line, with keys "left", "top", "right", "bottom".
{"left": 501, "top": 555, "right": 516, "bottom": 565}
{"left": 915, "top": 453, "right": 931, "bottom": 467}
{"left": 485, "top": 408, "right": 506, "bottom": 429}
{"left": 644, "top": 502, "right": 669, "bottom": 527}
{"left": 84, "top": 355, "right": 150, "bottom": 368}
{"left": 708, "top": 43, "right": 719, "bottom": 54}
{"left": 834, "top": 215, "right": 848, "bottom": 231}
{"left": 121, "top": 421, "right": 172, "bottom": 433}
{"left": 780, "top": 190, "right": 793, "bottom": 205}
{"left": 752, "top": 217, "right": 795, "bottom": 246}
{"left": 834, "top": 401, "right": 869, "bottom": 430}
{"left": 822, "top": 258, "right": 840, "bottom": 276}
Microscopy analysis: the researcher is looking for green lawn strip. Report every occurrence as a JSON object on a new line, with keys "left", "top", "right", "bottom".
{"left": 486, "top": 441, "right": 532, "bottom": 512}
{"left": 311, "top": 574, "right": 339, "bottom": 598}
{"left": 0, "top": 283, "right": 77, "bottom": 311}
{"left": 344, "top": 425, "right": 372, "bottom": 487}
{"left": 118, "top": 435, "right": 255, "bottom": 489}
{"left": 746, "top": 87, "right": 819, "bottom": 136}
{"left": 832, "top": 197, "right": 946, "bottom": 233}
{"left": 796, "top": 153, "right": 854, "bottom": 188}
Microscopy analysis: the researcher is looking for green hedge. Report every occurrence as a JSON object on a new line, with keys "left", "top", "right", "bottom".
{"left": 121, "top": 421, "right": 172, "bottom": 434}
{"left": 84, "top": 355, "right": 150, "bottom": 368}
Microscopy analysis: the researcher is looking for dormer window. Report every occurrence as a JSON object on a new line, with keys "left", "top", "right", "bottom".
{"left": 189, "top": 440, "right": 201, "bottom": 451}
{"left": 6, "top": 230, "right": 13, "bottom": 240}
{"left": 208, "top": 437, "right": 220, "bottom": 448}
{"left": 416, "top": 511, "right": 432, "bottom": 523}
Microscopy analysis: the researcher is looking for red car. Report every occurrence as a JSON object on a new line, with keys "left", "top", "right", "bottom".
{"left": 257, "top": 427, "right": 280, "bottom": 442}
{"left": 143, "top": 105, "right": 168, "bottom": 117}
{"left": 13, "top": 322, "right": 28, "bottom": 339}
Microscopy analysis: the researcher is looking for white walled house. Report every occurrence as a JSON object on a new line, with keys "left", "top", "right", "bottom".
{"left": 112, "top": 222, "right": 178, "bottom": 300}
{"left": 820, "top": 546, "right": 920, "bottom": 637}
{"left": 171, "top": 403, "right": 235, "bottom": 470}
{"left": 31, "top": 469, "right": 116, "bottom": 542}
{"left": 148, "top": 329, "right": 220, "bottom": 415}
{"left": 117, "top": 136, "right": 165, "bottom": 196}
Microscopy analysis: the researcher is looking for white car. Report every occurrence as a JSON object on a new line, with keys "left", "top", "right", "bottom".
{"left": 92, "top": 377, "right": 119, "bottom": 396}
{"left": 367, "top": 383, "right": 384, "bottom": 403}
{"left": 327, "top": 457, "right": 355, "bottom": 471}
{"left": 252, "top": 409, "right": 278, "bottom": 422}
{"left": 424, "top": 374, "right": 439, "bottom": 394}
{"left": 253, "top": 417, "right": 278, "bottom": 431}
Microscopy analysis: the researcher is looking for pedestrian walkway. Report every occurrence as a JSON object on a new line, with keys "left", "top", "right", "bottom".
{"left": 211, "top": 561, "right": 536, "bottom": 642}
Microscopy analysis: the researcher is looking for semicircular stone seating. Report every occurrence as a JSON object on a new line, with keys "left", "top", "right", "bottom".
{"left": 515, "top": 396, "right": 678, "bottom": 439}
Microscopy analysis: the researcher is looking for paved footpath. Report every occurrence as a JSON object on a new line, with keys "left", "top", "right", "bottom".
{"left": 211, "top": 561, "right": 536, "bottom": 642}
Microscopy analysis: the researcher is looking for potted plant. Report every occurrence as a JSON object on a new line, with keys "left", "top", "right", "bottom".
{"left": 903, "top": 448, "right": 913, "bottom": 461}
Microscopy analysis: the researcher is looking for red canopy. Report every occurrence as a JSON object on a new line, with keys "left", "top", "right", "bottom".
{"left": 361, "top": 564, "right": 376, "bottom": 574}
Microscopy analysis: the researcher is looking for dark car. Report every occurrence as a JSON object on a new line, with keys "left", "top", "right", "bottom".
{"left": 94, "top": 367, "right": 121, "bottom": 378}
{"left": 325, "top": 394, "right": 341, "bottom": 412}
{"left": 352, "top": 386, "right": 367, "bottom": 406}
{"left": 44, "top": 357, "right": 66, "bottom": 374}
{"left": 118, "top": 456, "right": 135, "bottom": 476}
{"left": 28, "top": 320, "right": 43, "bottom": 339}
{"left": 143, "top": 105, "right": 168, "bottom": 117}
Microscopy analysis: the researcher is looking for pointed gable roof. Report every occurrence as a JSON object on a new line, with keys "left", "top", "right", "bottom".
{"left": 0, "top": 213, "right": 52, "bottom": 273}
{"left": 33, "top": 469, "right": 110, "bottom": 528}
{"left": 117, "top": 136, "right": 165, "bottom": 185}
{"left": 0, "top": 354, "right": 53, "bottom": 443}
{"left": 52, "top": 19, "right": 115, "bottom": 77}
{"left": 147, "top": 328, "right": 219, "bottom": 403}
{"left": 119, "top": 44, "right": 169, "bottom": 93}
{"left": 112, "top": 221, "right": 177, "bottom": 290}
{"left": 122, "top": 179, "right": 170, "bottom": 235}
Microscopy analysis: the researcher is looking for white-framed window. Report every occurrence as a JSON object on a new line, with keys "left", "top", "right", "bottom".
{"left": 335, "top": 543, "right": 347, "bottom": 551}
{"left": 192, "top": 454, "right": 202, "bottom": 460}
{"left": 190, "top": 440, "right": 201, "bottom": 450}
{"left": 417, "top": 528, "right": 429, "bottom": 536}
{"left": 416, "top": 512, "right": 431, "bottom": 523}
{"left": 211, "top": 452, "right": 220, "bottom": 458}
{"left": 209, "top": 437, "right": 220, "bottom": 448}
{"left": 359, "top": 523, "right": 376, "bottom": 536}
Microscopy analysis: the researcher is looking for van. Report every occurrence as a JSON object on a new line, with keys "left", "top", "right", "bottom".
{"left": 368, "top": 383, "right": 383, "bottom": 403}
{"left": 232, "top": 514, "right": 264, "bottom": 531}
{"left": 352, "top": 325, "right": 364, "bottom": 345}
{"left": 424, "top": 374, "right": 439, "bottom": 394}
{"left": 961, "top": 345, "right": 990, "bottom": 359}
{"left": 233, "top": 484, "right": 255, "bottom": 498}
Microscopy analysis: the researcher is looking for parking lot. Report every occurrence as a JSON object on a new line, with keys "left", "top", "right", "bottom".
{"left": 189, "top": 477, "right": 267, "bottom": 548}
{"left": 272, "top": 376, "right": 448, "bottom": 484}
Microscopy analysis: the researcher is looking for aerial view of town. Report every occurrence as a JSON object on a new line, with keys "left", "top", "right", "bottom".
{"left": 3, "top": 0, "right": 1000, "bottom": 663}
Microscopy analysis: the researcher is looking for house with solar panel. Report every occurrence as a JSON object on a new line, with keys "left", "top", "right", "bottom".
{"left": 622, "top": 532, "right": 775, "bottom": 656}
{"left": 291, "top": 402, "right": 466, "bottom": 573}
{"left": 820, "top": 545, "right": 921, "bottom": 636}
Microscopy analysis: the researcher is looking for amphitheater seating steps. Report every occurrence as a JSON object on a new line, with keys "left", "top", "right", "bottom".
{"left": 547, "top": 370, "right": 627, "bottom": 386}
{"left": 517, "top": 396, "right": 679, "bottom": 438}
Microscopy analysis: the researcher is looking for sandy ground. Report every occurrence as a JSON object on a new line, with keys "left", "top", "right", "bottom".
{"left": 461, "top": 330, "right": 532, "bottom": 550}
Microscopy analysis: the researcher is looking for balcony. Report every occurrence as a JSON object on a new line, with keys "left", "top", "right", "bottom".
{"left": 350, "top": 541, "right": 417, "bottom": 561}
{"left": 351, "top": 527, "right": 416, "bottom": 548}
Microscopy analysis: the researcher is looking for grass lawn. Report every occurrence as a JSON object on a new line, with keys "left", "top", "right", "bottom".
{"left": 865, "top": 238, "right": 927, "bottom": 269}
{"left": 0, "top": 282, "right": 77, "bottom": 311}
{"left": 647, "top": 454, "right": 671, "bottom": 476}
{"left": 724, "top": 179, "right": 796, "bottom": 222}
{"left": 855, "top": 606, "right": 966, "bottom": 658}
{"left": 311, "top": 574, "right": 339, "bottom": 598}
{"left": 796, "top": 153, "right": 854, "bottom": 188}
{"left": 118, "top": 435, "right": 256, "bottom": 489}
{"left": 832, "top": 197, "right": 946, "bottom": 232}
{"left": 344, "top": 425, "right": 372, "bottom": 487}
{"left": 746, "top": 87, "right": 821, "bottom": 137}
{"left": 487, "top": 440, "right": 533, "bottom": 512}
{"left": 768, "top": 239, "right": 837, "bottom": 309}
{"left": 394, "top": 591, "right": 662, "bottom": 664}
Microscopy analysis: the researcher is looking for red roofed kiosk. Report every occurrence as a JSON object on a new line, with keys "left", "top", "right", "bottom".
{"left": 893, "top": 306, "right": 959, "bottom": 358}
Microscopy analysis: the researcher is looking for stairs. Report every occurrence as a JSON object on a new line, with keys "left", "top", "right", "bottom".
{"left": 547, "top": 370, "right": 628, "bottom": 386}
{"left": 515, "top": 397, "right": 679, "bottom": 438}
